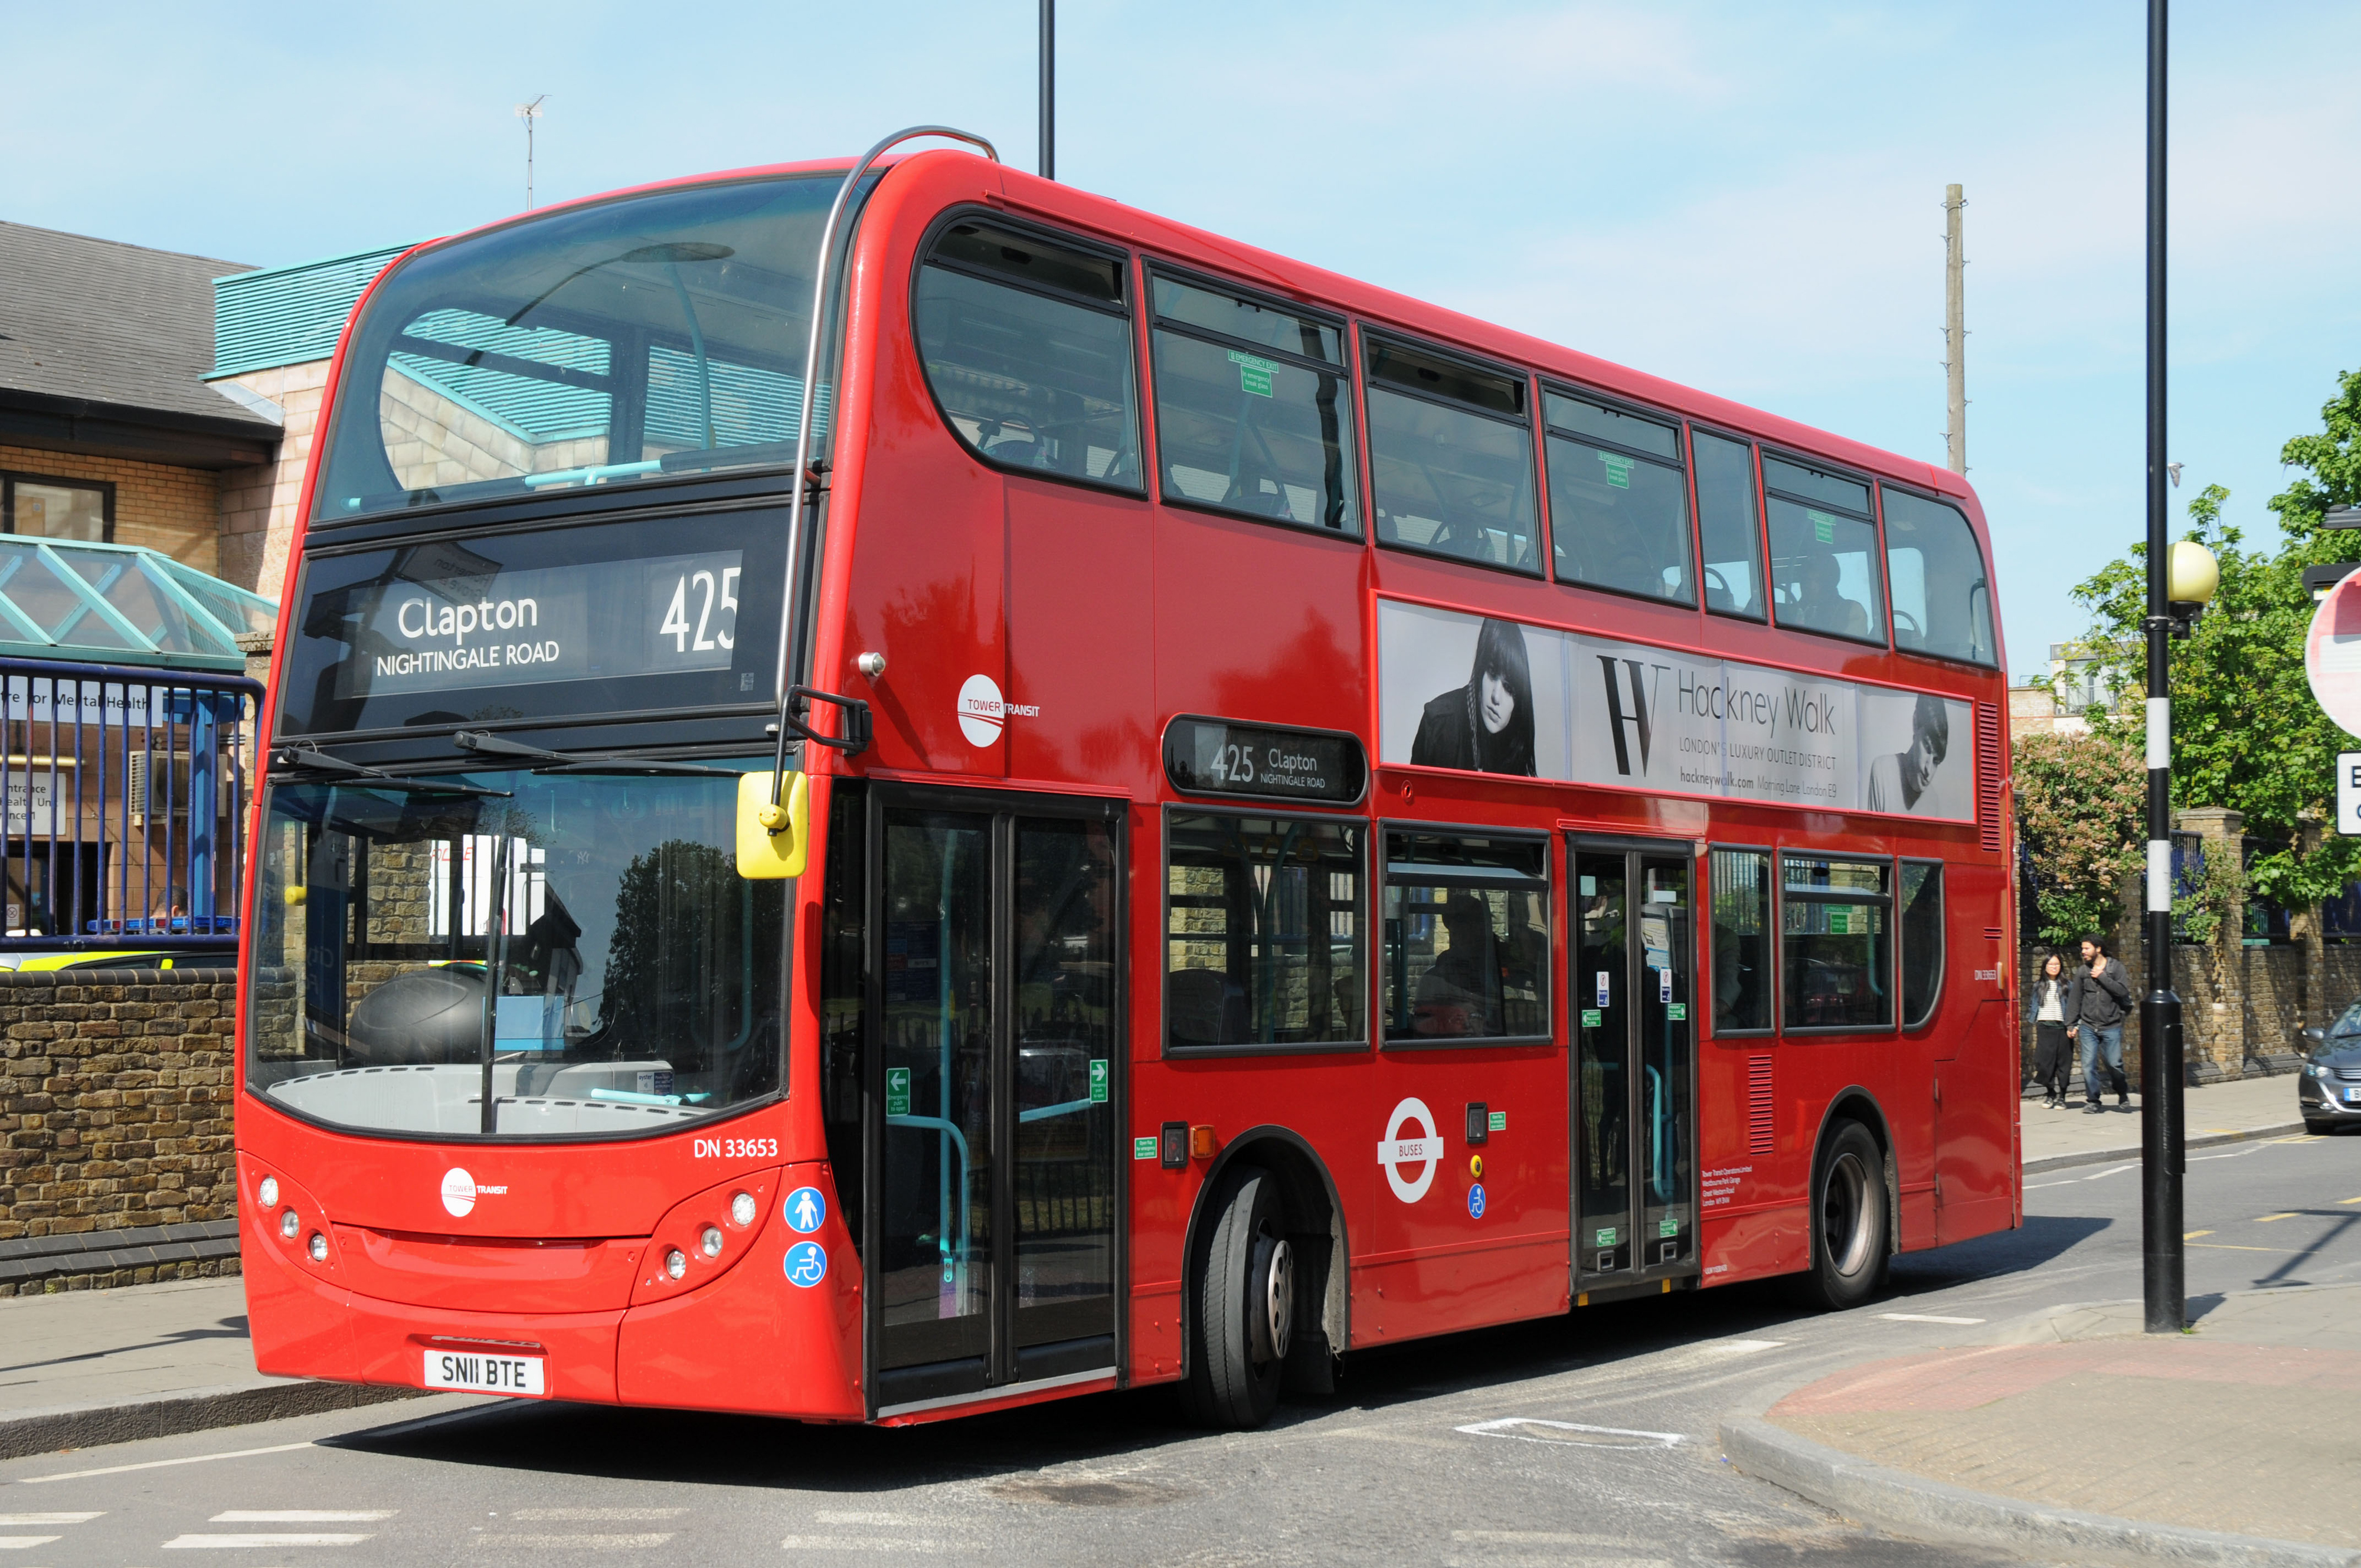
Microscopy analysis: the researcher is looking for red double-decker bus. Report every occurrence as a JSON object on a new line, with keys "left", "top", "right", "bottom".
{"left": 238, "top": 129, "right": 2017, "bottom": 1429}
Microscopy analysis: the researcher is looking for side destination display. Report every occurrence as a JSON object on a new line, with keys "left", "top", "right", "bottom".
{"left": 1163, "top": 715, "right": 1366, "bottom": 807}
{"left": 1377, "top": 598, "right": 1974, "bottom": 821}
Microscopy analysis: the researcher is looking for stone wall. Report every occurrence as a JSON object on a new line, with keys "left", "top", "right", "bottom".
{"left": 0, "top": 969, "right": 238, "bottom": 1294}
{"left": 214, "top": 361, "right": 326, "bottom": 597}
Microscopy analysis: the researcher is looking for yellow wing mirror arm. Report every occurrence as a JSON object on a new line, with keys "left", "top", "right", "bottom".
{"left": 737, "top": 771, "right": 809, "bottom": 880}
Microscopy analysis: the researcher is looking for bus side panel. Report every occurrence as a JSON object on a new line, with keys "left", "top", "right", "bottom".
{"left": 1695, "top": 1036, "right": 1808, "bottom": 1284}
{"left": 839, "top": 410, "right": 1008, "bottom": 778}
{"left": 1005, "top": 476, "right": 1155, "bottom": 785}
{"left": 614, "top": 1160, "right": 864, "bottom": 1420}
{"left": 1937, "top": 999, "right": 2017, "bottom": 1245}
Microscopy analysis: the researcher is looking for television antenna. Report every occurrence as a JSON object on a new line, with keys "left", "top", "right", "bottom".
{"left": 515, "top": 95, "right": 549, "bottom": 208}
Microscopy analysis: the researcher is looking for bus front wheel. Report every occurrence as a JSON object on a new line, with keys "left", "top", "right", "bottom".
{"left": 1183, "top": 1165, "right": 1290, "bottom": 1429}
{"left": 1803, "top": 1121, "right": 1889, "bottom": 1310}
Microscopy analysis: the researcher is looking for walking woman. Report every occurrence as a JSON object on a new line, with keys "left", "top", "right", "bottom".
{"left": 2026, "top": 952, "right": 2072, "bottom": 1107}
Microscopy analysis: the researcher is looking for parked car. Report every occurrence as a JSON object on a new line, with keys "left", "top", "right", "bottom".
{"left": 2298, "top": 1004, "right": 2361, "bottom": 1133}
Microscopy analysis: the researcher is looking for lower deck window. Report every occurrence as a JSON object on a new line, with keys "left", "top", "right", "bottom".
{"left": 1781, "top": 855, "right": 1892, "bottom": 1030}
{"left": 1166, "top": 813, "right": 1363, "bottom": 1052}
{"left": 1382, "top": 830, "right": 1549, "bottom": 1043}
{"left": 1711, "top": 847, "right": 1773, "bottom": 1033}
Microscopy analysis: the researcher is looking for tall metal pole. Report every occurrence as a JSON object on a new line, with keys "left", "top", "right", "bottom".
{"left": 1038, "top": 0, "right": 1055, "bottom": 180}
{"left": 2138, "top": 0, "right": 2186, "bottom": 1335}
{"left": 1944, "top": 184, "right": 1966, "bottom": 475}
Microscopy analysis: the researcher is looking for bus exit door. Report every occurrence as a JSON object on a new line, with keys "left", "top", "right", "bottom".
{"left": 864, "top": 786, "right": 1123, "bottom": 1415}
{"left": 1571, "top": 841, "right": 1698, "bottom": 1292}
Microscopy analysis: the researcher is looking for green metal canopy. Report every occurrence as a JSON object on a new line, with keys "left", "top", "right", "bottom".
{"left": 0, "top": 538, "right": 274, "bottom": 673}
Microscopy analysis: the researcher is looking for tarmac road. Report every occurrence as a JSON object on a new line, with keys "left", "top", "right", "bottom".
{"left": 5, "top": 1126, "right": 2355, "bottom": 1568}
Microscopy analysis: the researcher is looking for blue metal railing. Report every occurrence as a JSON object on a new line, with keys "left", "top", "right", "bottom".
{"left": 0, "top": 657, "right": 261, "bottom": 952}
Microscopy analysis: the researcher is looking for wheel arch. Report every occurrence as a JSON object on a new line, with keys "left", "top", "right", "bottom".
{"left": 1180, "top": 1126, "right": 1350, "bottom": 1390}
{"left": 1810, "top": 1087, "right": 1901, "bottom": 1256}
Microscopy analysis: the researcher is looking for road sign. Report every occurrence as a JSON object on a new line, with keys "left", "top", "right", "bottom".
{"left": 2340, "top": 753, "right": 2361, "bottom": 836}
{"left": 2306, "top": 570, "right": 2361, "bottom": 738}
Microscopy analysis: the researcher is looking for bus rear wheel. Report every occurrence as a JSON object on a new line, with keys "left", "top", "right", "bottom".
{"left": 1802, "top": 1121, "right": 1888, "bottom": 1310}
{"left": 1183, "top": 1164, "right": 1290, "bottom": 1429}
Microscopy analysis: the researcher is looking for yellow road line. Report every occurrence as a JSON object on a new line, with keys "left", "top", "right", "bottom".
{"left": 2189, "top": 1242, "right": 2301, "bottom": 1253}
{"left": 2255, "top": 1213, "right": 2298, "bottom": 1222}
{"left": 2183, "top": 1230, "right": 2213, "bottom": 1239}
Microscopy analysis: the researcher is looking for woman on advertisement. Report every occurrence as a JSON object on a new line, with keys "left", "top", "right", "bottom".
{"left": 1411, "top": 617, "right": 1535, "bottom": 776}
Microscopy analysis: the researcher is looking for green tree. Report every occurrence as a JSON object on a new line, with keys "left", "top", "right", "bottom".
{"left": 2067, "top": 368, "right": 2361, "bottom": 911}
{"left": 2013, "top": 728, "right": 2145, "bottom": 945}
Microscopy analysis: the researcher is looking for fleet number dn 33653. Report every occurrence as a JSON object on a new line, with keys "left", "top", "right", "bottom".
{"left": 694, "top": 1137, "right": 779, "bottom": 1159}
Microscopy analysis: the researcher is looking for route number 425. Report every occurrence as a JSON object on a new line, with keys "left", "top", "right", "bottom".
{"left": 661, "top": 568, "right": 740, "bottom": 654}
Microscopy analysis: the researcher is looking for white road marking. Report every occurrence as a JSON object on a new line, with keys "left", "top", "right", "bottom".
{"left": 1878, "top": 1312, "right": 1986, "bottom": 1325}
{"left": 0, "top": 1514, "right": 99, "bottom": 1524}
{"left": 22, "top": 1441, "right": 314, "bottom": 1484}
{"left": 1456, "top": 1418, "right": 1685, "bottom": 1449}
{"left": 1700, "top": 1339, "right": 1786, "bottom": 1354}
{"left": 2087, "top": 1163, "right": 2138, "bottom": 1180}
{"left": 163, "top": 1533, "right": 374, "bottom": 1547}
{"left": 1450, "top": 1530, "right": 1650, "bottom": 1546}
{"left": 779, "top": 1538, "right": 972, "bottom": 1553}
{"left": 0, "top": 1537, "right": 61, "bottom": 1550}
{"left": 1445, "top": 1559, "right": 1670, "bottom": 1567}
{"left": 478, "top": 1534, "right": 676, "bottom": 1549}
{"left": 813, "top": 1512, "right": 918, "bottom": 1526}
{"left": 510, "top": 1510, "right": 689, "bottom": 1521}
{"left": 212, "top": 1511, "right": 394, "bottom": 1523}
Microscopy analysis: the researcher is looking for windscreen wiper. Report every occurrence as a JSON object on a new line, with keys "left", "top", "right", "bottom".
{"left": 453, "top": 729, "right": 740, "bottom": 777}
{"left": 270, "top": 743, "right": 512, "bottom": 798}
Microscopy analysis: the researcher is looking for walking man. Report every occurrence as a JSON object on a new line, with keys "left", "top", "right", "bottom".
{"left": 2065, "top": 933, "right": 2133, "bottom": 1113}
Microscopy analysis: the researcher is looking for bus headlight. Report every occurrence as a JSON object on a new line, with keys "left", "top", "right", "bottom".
{"left": 258, "top": 1176, "right": 279, "bottom": 1209}
{"left": 664, "top": 1248, "right": 686, "bottom": 1280}
{"left": 700, "top": 1226, "right": 724, "bottom": 1259}
{"left": 730, "top": 1191, "right": 757, "bottom": 1227}
{"left": 279, "top": 1209, "right": 299, "bottom": 1239}
{"left": 307, "top": 1232, "right": 328, "bottom": 1263}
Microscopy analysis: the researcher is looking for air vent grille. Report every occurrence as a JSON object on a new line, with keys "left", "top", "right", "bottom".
{"left": 1976, "top": 701, "right": 2003, "bottom": 852}
{"left": 1747, "top": 1055, "right": 1775, "bottom": 1155}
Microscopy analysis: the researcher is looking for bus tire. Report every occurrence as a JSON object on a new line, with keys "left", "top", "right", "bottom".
{"left": 1803, "top": 1120, "right": 1888, "bottom": 1310}
{"left": 1182, "top": 1165, "right": 1290, "bottom": 1429}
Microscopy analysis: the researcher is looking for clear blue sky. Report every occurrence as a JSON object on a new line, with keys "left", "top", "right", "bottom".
{"left": 5, "top": 1, "right": 2355, "bottom": 678}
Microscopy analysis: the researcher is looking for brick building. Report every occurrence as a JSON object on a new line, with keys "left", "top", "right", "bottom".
{"left": 0, "top": 220, "right": 406, "bottom": 601}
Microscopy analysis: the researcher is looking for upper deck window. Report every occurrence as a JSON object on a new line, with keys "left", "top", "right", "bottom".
{"left": 1693, "top": 432, "right": 1765, "bottom": 620}
{"left": 1882, "top": 488, "right": 1996, "bottom": 666}
{"left": 315, "top": 175, "right": 846, "bottom": 521}
{"left": 1544, "top": 391, "right": 1693, "bottom": 605}
{"left": 913, "top": 219, "right": 1140, "bottom": 490}
{"left": 1149, "top": 275, "right": 1356, "bottom": 535}
{"left": 1364, "top": 335, "right": 1539, "bottom": 574}
{"left": 1764, "top": 455, "right": 1885, "bottom": 646}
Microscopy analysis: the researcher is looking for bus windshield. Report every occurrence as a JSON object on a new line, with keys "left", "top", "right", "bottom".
{"left": 247, "top": 765, "right": 784, "bottom": 1140}
{"left": 313, "top": 172, "right": 848, "bottom": 521}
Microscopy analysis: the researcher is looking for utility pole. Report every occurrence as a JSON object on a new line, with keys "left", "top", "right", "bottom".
{"left": 2138, "top": 0, "right": 2187, "bottom": 1336}
{"left": 1039, "top": 0, "right": 1055, "bottom": 179}
{"left": 515, "top": 95, "right": 548, "bottom": 209}
{"left": 1944, "top": 184, "right": 1967, "bottom": 474}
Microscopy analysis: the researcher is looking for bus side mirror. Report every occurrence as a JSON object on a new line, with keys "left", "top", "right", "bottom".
{"left": 737, "top": 771, "right": 809, "bottom": 879}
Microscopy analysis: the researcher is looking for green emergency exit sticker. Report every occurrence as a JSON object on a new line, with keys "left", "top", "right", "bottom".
{"left": 1601, "top": 454, "right": 1632, "bottom": 489}
{"left": 1581, "top": 1008, "right": 1603, "bottom": 1028}
{"left": 1827, "top": 908, "right": 1851, "bottom": 935}
{"left": 1227, "top": 349, "right": 1276, "bottom": 397}
{"left": 1667, "top": 1003, "right": 1688, "bottom": 1022}
{"left": 1134, "top": 1135, "right": 1160, "bottom": 1161}
{"left": 1595, "top": 1227, "right": 1617, "bottom": 1246}
{"left": 1659, "top": 1218, "right": 1679, "bottom": 1238}
{"left": 1488, "top": 1110, "right": 1507, "bottom": 1132}
{"left": 886, "top": 1066, "right": 911, "bottom": 1117}
{"left": 1089, "top": 1059, "right": 1110, "bottom": 1102}
{"left": 1809, "top": 509, "right": 1837, "bottom": 544}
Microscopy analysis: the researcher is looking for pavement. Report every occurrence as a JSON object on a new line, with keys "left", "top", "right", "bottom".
{"left": 0, "top": 1071, "right": 2324, "bottom": 1567}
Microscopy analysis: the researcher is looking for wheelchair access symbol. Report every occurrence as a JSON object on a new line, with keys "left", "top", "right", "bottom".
{"left": 783, "top": 1241, "right": 828, "bottom": 1288}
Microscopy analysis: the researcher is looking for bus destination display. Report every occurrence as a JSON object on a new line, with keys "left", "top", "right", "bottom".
{"left": 337, "top": 549, "right": 743, "bottom": 698}
{"left": 1164, "top": 716, "right": 1365, "bottom": 806}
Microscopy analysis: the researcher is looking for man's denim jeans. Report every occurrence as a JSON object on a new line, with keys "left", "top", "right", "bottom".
{"left": 2080, "top": 1022, "right": 2127, "bottom": 1102}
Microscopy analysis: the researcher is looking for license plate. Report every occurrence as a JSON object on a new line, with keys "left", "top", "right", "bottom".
{"left": 2344, "top": 1086, "right": 2361, "bottom": 1104}
{"left": 423, "top": 1347, "right": 547, "bottom": 1396}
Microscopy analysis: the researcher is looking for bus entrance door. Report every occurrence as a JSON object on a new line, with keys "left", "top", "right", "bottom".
{"left": 1570, "top": 842, "right": 1698, "bottom": 1294}
{"left": 866, "top": 788, "right": 1123, "bottom": 1415}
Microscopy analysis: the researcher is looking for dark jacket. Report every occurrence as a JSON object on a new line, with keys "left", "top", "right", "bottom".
{"left": 2066, "top": 958, "right": 2132, "bottom": 1029}
{"left": 1410, "top": 688, "right": 1534, "bottom": 776}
